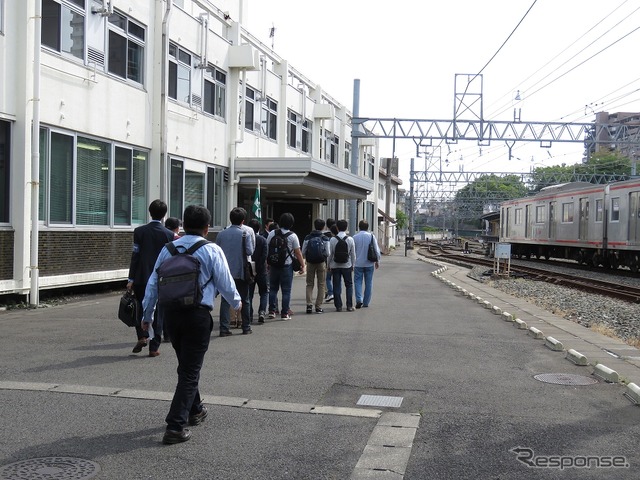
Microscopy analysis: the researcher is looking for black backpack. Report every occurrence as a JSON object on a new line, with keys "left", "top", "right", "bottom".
{"left": 305, "top": 233, "right": 328, "bottom": 264}
{"left": 267, "top": 229, "right": 293, "bottom": 268}
{"left": 333, "top": 235, "right": 349, "bottom": 263}
{"left": 156, "top": 240, "right": 210, "bottom": 309}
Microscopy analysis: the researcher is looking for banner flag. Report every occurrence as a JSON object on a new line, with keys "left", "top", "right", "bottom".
{"left": 252, "top": 182, "right": 262, "bottom": 224}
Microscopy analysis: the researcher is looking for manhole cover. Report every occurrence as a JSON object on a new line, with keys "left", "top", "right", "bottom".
{"left": 0, "top": 457, "right": 100, "bottom": 480}
{"left": 534, "top": 373, "right": 598, "bottom": 386}
{"left": 357, "top": 394, "right": 403, "bottom": 407}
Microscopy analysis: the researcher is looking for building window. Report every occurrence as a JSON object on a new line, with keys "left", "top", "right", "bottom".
{"left": 344, "top": 141, "right": 351, "bottom": 169}
{"left": 39, "top": 128, "right": 147, "bottom": 226}
{"left": 169, "top": 158, "right": 184, "bottom": 218}
{"left": 595, "top": 198, "right": 603, "bottom": 222}
{"left": 287, "top": 110, "right": 299, "bottom": 149}
{"left": 514, "top": 208, "right": 522, "bottom": 225}
{"left": 107, "top": 11, "right": 145, "bottom": 84}
{"left": 535, "top": 205, "right": 546, "bottom": 223}
{"left": 41, "top": 0, "right": 85, "bottom": 61}
{"left": 329, "top": 134, "right": 339, "bottom": 164}
{"left": 169, "top": 43, "right": 192, "bottom": 103}
{"left": 185, "top": 170, "right": 205, "bottom": 206}
{"left": 301, "top": 119, "right": 312, "bottom": 153}
{"left": 203, "top": 67, "right": 226, "bottom": 118}
{"left": 244, "top": 86, "right": 257, "bottom": 131}
{"left": 207, "top": 167, "right": 227, "bottom": 228}
{"left": 561, "top": 202, "right": 574, "bottom": 223}
{"left": 0, "top": 0, "right": 5, "bottom": 35}
{"left": 0, "top": 120, "right": 9, "bottom": 222}
{"left": 261, "top": 97, "right": 277, "bottom": 140}
{"left": 611, "top": 197, "right": 620, "bottom": 221}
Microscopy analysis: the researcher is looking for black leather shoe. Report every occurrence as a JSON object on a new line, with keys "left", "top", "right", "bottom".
{"left": 356, "top": 302, "right": 363, "bottom": 309}
{"left": 219, "top": 331, "right": 233, "bottom": 337}
{"left": 189, "top": 405, "right": 208, "bottom": 426}
{"left": 162, "top": 428, "right": 191, "bottom": 445}
{"left": 132, "top": 338, "right": 147, "bottom": 353}
{"left": 242, "top": 329, "right": 252, "bottom": 335}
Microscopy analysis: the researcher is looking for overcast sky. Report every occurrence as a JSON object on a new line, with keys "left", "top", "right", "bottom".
{"left": 245, "top": 0, "right": 640, "bottom": 185}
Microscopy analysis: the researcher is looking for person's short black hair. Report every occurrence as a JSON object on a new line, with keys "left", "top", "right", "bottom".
{"left": 268, "top": 222, "right": 279, "bottom": 232}
{"left": 358, "top": 219, "right": 369, "bottom": 231}
{"left": 326, "top": 218, "right": 336, "bottom": 228}
{"left": 149, "top": 199, "right": 168, "bottom": 221}
{"left": 279, "top": 212, "right": 294, "bottom": 229}
{"left": 165, "top": 217, "right": 181, "bottom": 231}
{"left": 314, "top": 218, "right": 326, "bottom": 231}
{"left": 263, "top": 218, "right": 274, "bottom": 227}
{"left": 229, "top": 207, "right": 246, "bottom": 225}
{"left": 183, "top": 205, "right": 211, "bottom": 231}
{"left": 337, "top": 219, "right": 348, "bottom": 232}
{"left": 248, "top": 218, "right": 261, "bottom": 234}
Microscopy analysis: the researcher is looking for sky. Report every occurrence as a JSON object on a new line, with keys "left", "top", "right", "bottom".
{"left": 245, "top": 0, "right": 640, "bottom": 188}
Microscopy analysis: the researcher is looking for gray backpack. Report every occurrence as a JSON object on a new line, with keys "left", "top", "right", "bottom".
{"left": 157, "top": 240, "right": 210, "bottom": 309}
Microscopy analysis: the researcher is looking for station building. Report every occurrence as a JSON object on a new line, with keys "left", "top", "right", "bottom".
{"left": 0, "top": 0, "right": 383, "bottom": 296}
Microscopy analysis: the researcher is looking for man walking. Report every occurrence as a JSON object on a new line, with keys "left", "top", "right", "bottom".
{"left": 324, "top": 218, "right": 336, "bottom": 302}
{"left": 248, "top": 218, "right": 268, "bottom": 323}
{"left": 302, "top": 218, "right": 330, "bottom": 314}
{"left": 142, "top": 205, "right": 241, "bottom": 444}
{"left": 328, "top": 219, "right": 356, "bottom": 312}
{"left": 266, "top": 212, "right": 305, "bottom": 320}
{"left": 353, "top": 219, "right": 381, "bottom": 309}
{"left": 127, "top": 199, "right": 174, "bottom": 356}
{"left": 216, "top": 207, "right": 254, "bottom": 336}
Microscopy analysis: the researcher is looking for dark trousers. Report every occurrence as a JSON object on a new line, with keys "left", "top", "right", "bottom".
{"left": 164, "top": 306, "right": 213, "bottom": 431}
{"left": 219, "top": 278, "right": 251, "bottom": 333}
{"left": 332, "top": 267, "right": 353, "bottom": 310}
{"left": 249, "top": 271, "right": 268, "bottom": 319}
{"left": 134, "top": 284, "right": 162, "bottom": 351}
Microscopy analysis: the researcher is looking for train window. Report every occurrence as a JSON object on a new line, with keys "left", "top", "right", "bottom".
{"left": 611, "top": 197, "right": 620, "bottom": 222}
{"left": 535, "top": 205, "right": 546, "bottom": 223}
{"left": 562, "top": 203, "right": 574, "bottom": 223}
{"left": 595, "top": 199, "right": 603, "bottom": 222}
{"left": 515, "top": 208, "right": 522, "bottom": 225}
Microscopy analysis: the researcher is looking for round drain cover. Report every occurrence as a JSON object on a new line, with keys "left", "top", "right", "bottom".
{"left": 0, "top": 457, "right": 100, "bottom": 480}
{"left": 534, "top": 373, "right": 598, "bottom": 386}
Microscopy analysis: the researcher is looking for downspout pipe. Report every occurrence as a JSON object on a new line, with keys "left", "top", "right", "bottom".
{"left": 160, "top": 0, "right": 172, "bottom": 201}
{"left": 230, "top": 68, "right": 246, "bottom": 208}
{"left": 349, "top": 79, "right": 360, "bottom": 232}
{"left": 30, "top": 0, "right": 42, "bottom": 306}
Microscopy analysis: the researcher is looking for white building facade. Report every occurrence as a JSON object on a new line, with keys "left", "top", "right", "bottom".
{"left": 0, "top": 0, "right": 382, "bottom": 296}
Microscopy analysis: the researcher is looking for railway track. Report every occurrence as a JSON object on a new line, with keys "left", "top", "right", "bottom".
{"left": 420, "top": 250, "right": 640, "bottom": 304}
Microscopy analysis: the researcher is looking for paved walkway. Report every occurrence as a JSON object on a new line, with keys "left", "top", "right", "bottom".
{"left": 421, "top": 254, "right": 640, "bottom": 390}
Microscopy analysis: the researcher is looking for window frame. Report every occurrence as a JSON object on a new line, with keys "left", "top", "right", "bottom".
{"left": 595, "top": 198, "right": 603, "bottom": 222}
{"left": 244, "top": 86, "right": 258, "bottom": 132}
{"left": 610, "top": 197, "right": 620, "bottom": 222}
{"left": 287, "top": 110, "right": 299, "bottom": 149}
{"left": 107, "top": 10, "right": 146, "bottom": 85}
{"left": 514, "top": 208, "right": 522, "bottom": 226}
{"left": 535, "top": 205, "right": 546, "bottom": 224}
{"left": 0, "top": 0, "right": 5, "bottom": 35}
{"left": 0, "top": 119, "right": 10, "bottom": 223}
{"left": 41, "top": 0, "right": 86, "bottom": 61}
{"left": 260, "top": 96, "right": 278, "bottom": 141}
{"left": 169, "top": 43, "right": 194, "bottom": 105}
{"left": 203, "top": 65, "right": 226, "bottom": 119}
{"left": 561, "top": 202, "right": 574, "bottom": 223}
{"left": 39, "top": 127, "right": 148, "bottom": 227}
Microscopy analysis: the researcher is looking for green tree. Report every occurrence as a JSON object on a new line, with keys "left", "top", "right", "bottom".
{"left": 396, "top": 208, "right": 408, "bottom": 230}
{"left": 529, "top": 152, "right": 631, "bottom": 191}
{"left": 454, "top": 174, "right": 528, "bottom": 219}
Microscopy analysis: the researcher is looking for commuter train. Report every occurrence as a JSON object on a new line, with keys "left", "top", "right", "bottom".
{"left": 499, "top": 179, "right": 640, "bottom": 272}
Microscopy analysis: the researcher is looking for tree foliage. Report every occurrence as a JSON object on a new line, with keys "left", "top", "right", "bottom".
{"left": 529, "top": 151, "right": 631, "bottom": 191}
{"left": 395, "top": 208, "right": 408, "bottom": 230}
{"left": 454, "top": 174, "right": 528, "bottom": 216}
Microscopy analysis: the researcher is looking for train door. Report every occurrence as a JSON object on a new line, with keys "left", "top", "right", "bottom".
{"left": 549, "top": 201, "right": 556, "bottom": 240}
{"left": 579, "top": 197, "right": 589, "bottom": 241}
{"left": 630, "top": 192, "right": 640, "bottom": 244}
{"left": 525, "top": 205, "right": 531, "bottom": 238}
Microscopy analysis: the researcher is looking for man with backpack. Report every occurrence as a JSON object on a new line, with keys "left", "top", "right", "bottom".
{"left": 353, "top": 219, "right": 381, "bottom": 309}
{"left": 328, "top": 219, "right": 356, "bottom": 312}
{"left": 266, "top": 212, "right": 305, "bottom": 320}
{"left": 142, "top": 205, "right": 241, "bottom": 445}
{"left": 302, "top": 218, "right": 330, "bottom": 314}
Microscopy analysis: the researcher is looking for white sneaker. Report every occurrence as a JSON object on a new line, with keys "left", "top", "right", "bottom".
{"left": 325, "top": 295, "right": 334, "bottom": 303}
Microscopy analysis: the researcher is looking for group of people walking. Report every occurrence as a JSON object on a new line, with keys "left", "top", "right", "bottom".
{"left": 125, "top": 200, "right": 381, "bottom": 444}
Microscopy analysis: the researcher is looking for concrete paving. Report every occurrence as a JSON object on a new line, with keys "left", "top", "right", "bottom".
{"left": 0, "top": 248, "right": 639, "bottom": 479}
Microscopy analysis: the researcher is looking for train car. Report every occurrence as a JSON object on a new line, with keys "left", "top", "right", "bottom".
{"left": 500, "top": 179, "right": 640, "bottom": 272}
